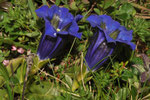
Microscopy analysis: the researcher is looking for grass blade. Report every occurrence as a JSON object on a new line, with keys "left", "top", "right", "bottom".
{"left": 0, "top": 63, "right": 13, "bottom": 100}
{"left": 28, "top": 0, "right": 37, "bottom": 20}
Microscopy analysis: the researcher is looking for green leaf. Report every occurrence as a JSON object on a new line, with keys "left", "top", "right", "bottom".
{"left": 0, "top": 56, "right": 4, "bottom": 62}
{"left": 132, "top": 64, "right": 145, "bottom": 74}
{"left": 42, "top": 0, "right": 47, "bottom": 5}
{"left": 0, "top": 89, "right": 8, "bottom": 100}
{"left": 130, "top": 18, "right": 150, "bottom": 42}
{"left": 72, "top": 79, "right": 79, "bottom": 92}
{"left": 65, "top": 74, "right": 72, "bottom": 87}
{"left": 103, "top": 0, "right": 115, "bottom": 9}
{"left": 10, "top": 76, "right": 19, "bottom": 84}
{"left": 131, "top": 86, "right": 137, "bottom": 100}
{"left": 70, "top": 1, "right": 78, "bottom": 10}
{"left": 0, "top": 11, "right": 4, "bottom": 21}
{"left": 117, "top": 13, "right": 130, "bottom": 20}
{"left": 94, "top": 8, "right": 100, "bottom": 15}
{"left": 115, "top": 88, "right": 130, "bottom": 100}
{"left": 77, "top": 68, "right": 87, "bottom": 82}
{"left": 30, "top": 56, "right": 49, "bottom": 75}
{"left": 119, "top": 3, "right": 136, "bottom": 15}
{"left": 3, "top": 51, "right": 10, "bottom": 57}
{"left": 0, "top": 63, "right": 9, "bottom": 82}
{"left": 72, "top": 65, "right": 87, "bottom": 92}
{"left": 26, "top": 81, "right": 60, "bottom": 100}
{"left": 0, "top": 56, "right": 24, "bottom": 86}
{"left": 55, "top": 0, "right": 61, "bottom": 6}
{"left": 15, "top": 59, "right": 26, "bottom": 84}
{"left": 0, "top": 64, "right": 13, "bottom": 100}
{"left": 121, "top": 70, "right": 134, "bottom": 81}
{"left": 6, "top": 57, "right": 25, "bottom": 76}
{"left": 28, "top": 0, "right": 37, "bottom": 20}
{"left": 13, "top": 84, "right": 23, "bottom": 94}
{"left": 132, "top": 56, "right": 143, "bottom": 65}
{"left": 116, "top": 3, "right": 136, "bottom": 20}
{"left": 82, "top": 0, "right": 89, "bottom": 4}
{"left": 25, "top": 31, "right": 40, "bottom": 37}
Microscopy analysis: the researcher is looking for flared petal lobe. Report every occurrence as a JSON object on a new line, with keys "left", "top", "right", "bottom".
{"left": 86, "top": 15, "right": 101, "bottom": 27}
{"left": 36, "top": 5, "right": 82, "bottom": 60}
{"left": 35, "top": 5, "right": 49, "bottom": 18}
{"left": 85, "top": 15, "right": 136, "bottom": 71}
{"left": 75, "top": 14, "right": 83, "bottom": 22}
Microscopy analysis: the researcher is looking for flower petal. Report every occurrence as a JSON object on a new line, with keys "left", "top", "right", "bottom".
{"left": 45, "top": 21, "right": 57, "bottom": 37}
{"left": 117, "top": 26, "right": 133, "bottom": 41}
{"left": 37, "top": 35, "right": 57, "bottom": 60}
{"left": 57, "top": 31, "right": 68, "bottom": 35}
{"left": 48, "top": 36, "right": 64, "bottom": 58}
{"left": 98, "top": 15, "right": 121, "bottom": 43}
{"left": 59, "top": 13, "right": 73, "bottom": 30}
{"left": 99, "top": 15, "right": 120, "bottom": 32}
{"left": 89, "top": 31, "right": 106, "bottom": 57}
{"left": 117, "top": 40, "right": 136, "bottom": 50}
{"left": 35, "top": 5, "right": 49, "bottom": 18}
{"left": 103, "top": 30, "right": 116, "bottom": 43}
{"left": 68, "top": 21, "right": 82, "bottom": 39}
{"left": 85, "top": 31, "right": 114, "bottom": 70}
{"left": 74, "top": 14, "right": 83, "bottom": 22}
{"left": 48, "top": 5, "right": 58, "bottom": 20}
{"left": 58, "top": 8, "right": 74, "bottom": 30}
{"left": 86, "top": 15, "right": 101, "bottom": 27}
{"left": 90, "top": 47, "right": 114, "bottom": 71}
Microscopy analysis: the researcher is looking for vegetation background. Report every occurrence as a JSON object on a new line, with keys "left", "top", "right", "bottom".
{"left": 0, "top": 0, "right": 150, "bottom": 100}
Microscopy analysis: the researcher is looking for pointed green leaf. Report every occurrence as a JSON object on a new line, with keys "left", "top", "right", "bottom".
{"left": 65, "top": 74, "right": 72, "bottom": 87}
{"left": 72, "top": 79, "right": 79, "bottom": 92}
{"left": 103, "top": 0, "right": 115, "bottom": 9}
{"left": 30, "top": 56, "right": 49, "bottom": 75}
{"left": 0, "top": 56, "right": 24, "bottom": 86}
{"left": 0, "top": 89, "right": 8, "bottom": 100}
{"left": 26, "top": 81, "right": 59, "bottom": 99}
{"left": 15, "top": 59, "right": 26, "bottom": 84}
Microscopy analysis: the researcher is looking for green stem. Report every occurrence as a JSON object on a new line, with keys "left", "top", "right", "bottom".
{"left": 129, "top": 50, "right": 134, "bottom": 61}
{"left": 6, "top": 81, "right": 13, "bottom": 100}
{"left": 66, "top": 37, "right": 76, "bottom": 60}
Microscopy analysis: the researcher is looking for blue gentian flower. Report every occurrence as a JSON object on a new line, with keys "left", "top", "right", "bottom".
{"left": 85, "top": 15, "right": 136, "bottom": 71}
{"left": 35, "top": 5, "right": 82, "bottom": 60}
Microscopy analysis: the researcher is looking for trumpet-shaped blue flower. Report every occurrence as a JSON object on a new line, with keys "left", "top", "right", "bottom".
{"left": 85, "top": 15, "right": 136, "bottom": 71}
{"left": 35, "top": 5, "right": 82, "bottom": 60}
